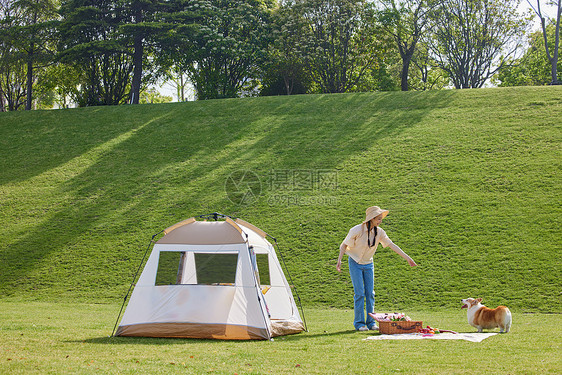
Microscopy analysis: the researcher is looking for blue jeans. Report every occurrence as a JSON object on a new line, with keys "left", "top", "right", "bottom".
{"left": 348, "top": 258, "right": 375, "bottom": 330}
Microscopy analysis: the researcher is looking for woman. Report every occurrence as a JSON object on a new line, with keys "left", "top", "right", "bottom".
{"left": 336, "top": 206, "right": 417, "bottom": 331}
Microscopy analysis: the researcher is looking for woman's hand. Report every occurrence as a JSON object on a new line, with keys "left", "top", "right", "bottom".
{"left": 407, "top": 258, "right": 418, "bottom": 267}
{"left": 336, "top": 243, "right": 346, "bottom": 273}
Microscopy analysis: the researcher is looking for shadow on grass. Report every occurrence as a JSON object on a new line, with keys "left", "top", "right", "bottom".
{"left": 74, "top": 329, "right": 358, "bottom": 345}
{"left": 1, "top": 91, "right": 455, "bottom": 299}
{"left": 73, "top": 336, "right": 227, "bottom": 346}
{"left": 277, "top": 329, "right": 358, "bottom": 341}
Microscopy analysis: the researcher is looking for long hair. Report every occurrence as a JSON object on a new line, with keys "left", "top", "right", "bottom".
{"left": 366, "top": 221, "right": 378, "bottom": 247}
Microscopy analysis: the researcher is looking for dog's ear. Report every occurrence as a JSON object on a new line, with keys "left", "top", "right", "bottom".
{"left": 476, "top": 298, "right": 483, "bottom": 303}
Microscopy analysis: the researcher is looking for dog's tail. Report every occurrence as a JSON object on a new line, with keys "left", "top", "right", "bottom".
{"left": 503, "top": 307, "right": 512, "bottom": 333}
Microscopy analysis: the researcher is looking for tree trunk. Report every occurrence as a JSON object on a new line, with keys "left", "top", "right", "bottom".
{"left": 401, "top": 54, "right": 413, "bottom": 91}
{"left": 131, "top": 36, "right": 143, "bottom": 104}
{"left": 551, "top": 2, "right": 561, "bottom": 85}
{"left": 180, "top": 73, "right": 185, "bottom": 101}
{"left": 130, "top": 4, "right": 143, "bottom": 104}
{"left": 539, "top": 1, "right": 561, "bottom": 85}
{"left": 25, "top": 47, "right": 34, "bottom": 111}
{"left": 397, "top": 36, "right": 417, "bottom": 92}
{"left": 551, "top": 61, "right": 559, "bottom": 84}
{"left": 283, "top": 75, "right": 294, "bottom": 95}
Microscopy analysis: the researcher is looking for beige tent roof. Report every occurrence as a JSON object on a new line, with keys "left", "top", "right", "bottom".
{"left": 156, "top": 217, "right": 246, "bottom": 245}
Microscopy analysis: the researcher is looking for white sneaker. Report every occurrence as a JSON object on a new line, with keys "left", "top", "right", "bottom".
{"left": 369, "top": 325, "right": 379, "bottom": 331}
{"left": 357, "top": 326, "right": 369, "bottom": 332}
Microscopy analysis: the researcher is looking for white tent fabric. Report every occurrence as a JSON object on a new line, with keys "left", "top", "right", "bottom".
{"left": 115, "top": 217, "right": 305, "bottom": 340}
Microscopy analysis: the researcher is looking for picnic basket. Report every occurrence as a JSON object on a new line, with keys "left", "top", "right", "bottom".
{"left": 376, "top": 320, "right": 423, "bottom": 334}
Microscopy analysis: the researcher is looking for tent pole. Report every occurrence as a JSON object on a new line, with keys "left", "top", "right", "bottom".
{"left": 247, "top": 241, "right": 273, "bottom": 340}
{"left": 270, "top": 237, "right": 308, "bottom": 332}
{"left": 110, "top": 230, "right": 162, "bottom": 337}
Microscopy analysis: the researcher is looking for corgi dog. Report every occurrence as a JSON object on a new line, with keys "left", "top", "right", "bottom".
{"left": 461, "top": 298, "right": 512, "bottom": 333}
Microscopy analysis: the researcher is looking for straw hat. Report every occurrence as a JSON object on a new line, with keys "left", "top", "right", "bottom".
{"left": 363, "top": 206, "right": 389, "bottom": 223}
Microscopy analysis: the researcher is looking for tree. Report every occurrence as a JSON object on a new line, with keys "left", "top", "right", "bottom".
{"left": 164, "top": 67, "right": 193, "bottom": 101}
{"left": 117, "top": 0, "right": 162, "bottom": 104}
{"left": 428, "top": 0, "right": 530, "bottom": 88}
{"left": 59, "top": 0, "right": 202, "bottom": 106}
{"left": 292, "top": 0, "right": 382, "bottom": 93}
{"left": 187, "top": 0, "right": 274, "bottom": 100}
{"left": 527, "top": 0, "right": 561, "bottom": 84}
{"left": 494, "top": 24, "right": 562, "bottom": 85}
{"left": 0, "top": 0, "right": 58, "bottom": 111}
{"left": 57, "top": 0, "right": 134, "bottom": 106}
{"left": 139, "top": 87, "right": 172, "bottom": 103}
{"left": 409, "top": 38, "right": 449, "bottom": 90}
{"left": 260, "top": 1, "right": 311, "bottom": 95}
{"left": 377, "top": 0, "right": 438, "bottom": 91}
{"left": 13, "top": 0, "right": 58, "bottom": 110}
{"left": 149, "top": 0, "right": 204, "bottom": 100}
{"left": 0, "top": 0, "right": 27, "bottom": 111}
{"left": 32, "top": 60, "right": 82, "bottom": 108}
{"left": 0, "top": 56, "right": 26, "bottom": 111}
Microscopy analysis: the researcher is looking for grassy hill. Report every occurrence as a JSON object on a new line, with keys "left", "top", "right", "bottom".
{"left": 0, "top": 87, "right": 560, "bottom": 312}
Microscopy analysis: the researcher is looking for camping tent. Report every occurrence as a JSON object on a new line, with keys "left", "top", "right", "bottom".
{"left": 114, "top": 214, "right": 305, "bottom": 340}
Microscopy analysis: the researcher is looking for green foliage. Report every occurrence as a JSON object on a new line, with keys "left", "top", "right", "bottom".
{"left": 291, "top": 0, "right": 388, "bottom": 93}
{"left": 0, "top": 87, "right": 560, "bottom": 314}
{"left": 0, "top": 57, "right": 27, "bottom": 111}
{"left": 188, "top": 0, "right": 275, "bottom": 99}
{"left": 117, "top": 0, "right": 162, "bottom": 104}
{"left": 408, "top": 41, "right": 449, "bottom": 90}
{"left": 149, "top": 0, "right": 204, "bottom": 89}
{"left": 33, "top": 63, "right": 82, "bottom": 109}
{"left": 259, "top": 1, "right": 312, "bottom": 95}
{"left": 0, "top": 0, "right": 58, "bottom": 110}
{"left": 355, "top": 58, "right": 401, "bottom": 92}
{"left": 494, "top": 24, "right": 562, "bottom": 86}
{"left": 2, "top": 0, "right": 551, "bottom": 110}
{"left": 376, "top": 0, "right": 437, "bottom": 91}
{"left": 428, "top": 0, "right": 530, "bottom": 88}
{"left": 57, "top": 0, "right": 135, "bottom": 106}
{"left": 139, "top": 87, "right": 173, "bottom": 103}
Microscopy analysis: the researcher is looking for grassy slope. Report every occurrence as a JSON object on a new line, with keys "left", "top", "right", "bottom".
{"left": 0, "top": 87, "right": 560, "bottom": 312}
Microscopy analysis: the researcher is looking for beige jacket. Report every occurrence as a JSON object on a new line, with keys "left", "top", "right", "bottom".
{"left": 341, "top": 222, "right": 418, "bottom": 265}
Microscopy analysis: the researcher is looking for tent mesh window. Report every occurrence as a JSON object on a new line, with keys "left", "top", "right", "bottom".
{"left": 256, "top": 254, "right": 270, "bottom": 285}
{"left": 155, "top": 251, "right": 184, "bottom": 285}
{"left": 194, "top": 253, "right": 238, "bottom": 285}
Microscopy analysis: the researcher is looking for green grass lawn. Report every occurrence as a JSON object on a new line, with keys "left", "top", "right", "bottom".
{"left": 0, "top": 86, "right": 561, "bottom": 313}
{"left": 1, "top": 302, "right": 560, "bottom": 374}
